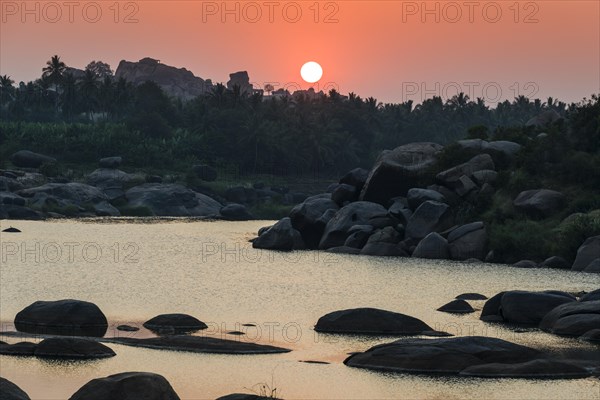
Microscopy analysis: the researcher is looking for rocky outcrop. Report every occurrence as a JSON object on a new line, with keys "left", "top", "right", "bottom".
{"left": 526, "top": 110, "right": 561, "bottom": 127}
{"left": 456, "top": 139, "right": 522, "bottom": 159}
{"left": 143, "top": 314, "right": 207, "bottom": 334}
{"left": 319, "top": 202, "right": 387, "bottom": 249}
{"left": 14, "top": 299, "right": 108, "bottom": 337}
{"left": 314, "top": 308, "right": 442, "bottom": 336}
{"left": 513, "top": 189, "right": 565, "bottom": 218}
{"left": 360, "top": 143, "right": 443, "bottom": 204}
{"left": 405, "top": 201, "right": 453, "bottom": 240}
{"left": 125, "top": 184, "right": 221, "bottom": 217}
{"left": 69, "top": 372, "right": 181, "bottom": 400}
{"left": 227, "top": 71, "right": 253, "bottom": 94}
{"left": 406, "top": 188, "right": 445, "bottom": 210}
{"left": 115, "top": 57, "right": 212, "bottom": 100}
{"left": 571, "top": 236, "right": 600, "bottom": 271}
{"left": 447, "top": 221, "right": 487, "bottom": 261}
{"left": 253, "top": 217, "right": 305, "bottom": 251}
{"left": 435, "top": 154, "right": 495, "bottom": 188}
{"left": 10, "top": 150, "right": 56, "bottom": 168}
{"left": 412, "top": 232, "right": 449, "bottom": 259}
{"left": 290, "top": 194, "right": 339, "bottom": 248}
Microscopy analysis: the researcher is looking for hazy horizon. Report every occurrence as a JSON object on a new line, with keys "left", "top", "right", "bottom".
{"left": 1, "top": 1, "right": 598, "bottom": 104}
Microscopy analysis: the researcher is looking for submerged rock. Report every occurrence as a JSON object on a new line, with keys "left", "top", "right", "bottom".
{"left": 456, "top": 293, "right": 488, "bottom": 300}
{"left": 437, "top": 299, "right": 474, "bottom": 314}
{"left": 14, "top": 299, "right": 108, "bottom": 337}
{"left": 69, "top": 372, "right": 181, "bottom": 400}
{"left": 34, "top": 337, "right": 115, "bottom": 359}
{"left": 459, "top": 359, "right": 590, "bottom": 379}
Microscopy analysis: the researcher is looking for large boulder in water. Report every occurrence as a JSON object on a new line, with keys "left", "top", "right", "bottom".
{"left": 412, "top": 232, "right": 449, "bottom": 259}
{"left": 314, "top": 308, "right": 437, "bottom": 335}
{"left": 290, "top": 194, "right": 339, "bottom": 248}
{"left": 10, "top": 150, "right": 56, "bottom": 168}
{"left": 0, "top": 377, "right": 31, "bottom": 400}
{"left": 360, "top": 143, "right": 443, "bottom": 205}
{"left": 143, "top": 313, "right": 208, "bottom": 334}
{"left": 69, "top": 372, "right": 181, "bottom": 400}
{"left": 447, "top": 221, "right": 487, "bottom": 261}
{"left": 480, "top": 291, "right": 575, "bottom": 325}
{"left": 405, "top": 201, "right": 453, "bottom": 240}
{"left": 319, "top": 202, "right": 387, "bottom": 249}
{"left": 344, "top": 336, "right": 540, "bottom": 374}
{"left": 513, "top": 189, "right": 565, "bottom": 218}
{"left": 125, "top": 184, "right": 221, "bottom": 217}
{"left": 571, "top": 236, "right": 600, "bottom": 271}
{"left": 540, "top": 300, "right": 600, "bottom": 336}
{"left": 253, "top": 217, "right": 305, "bottom": 251}
{"left": 14, "top": 299, "right": 108, "bottom": 337}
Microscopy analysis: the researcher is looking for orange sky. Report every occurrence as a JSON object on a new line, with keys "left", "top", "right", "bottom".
{"left": 1, "top": 0, "right": 598, "bottom": 104}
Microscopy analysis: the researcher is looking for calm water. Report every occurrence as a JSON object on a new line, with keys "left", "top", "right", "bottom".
{"left": 0, "top": 219, "right": 598, "bottom": 400}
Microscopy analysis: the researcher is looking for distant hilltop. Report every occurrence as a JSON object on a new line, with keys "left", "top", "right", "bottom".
{"left": 115, "top": 57, "right": 215, "bottom": 101}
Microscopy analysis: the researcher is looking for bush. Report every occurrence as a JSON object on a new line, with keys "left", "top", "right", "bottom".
{"left": 550, "top": 212, "right": 600, "bottom": 262}
{"left": 488, "top": 219, "right": 552, "bottom": 263}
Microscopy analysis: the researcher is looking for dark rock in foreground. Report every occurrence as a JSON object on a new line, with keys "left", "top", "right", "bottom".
{"left": 69, "top": 372, "right": 181, "bottom": 400}
{"left": 216, "top": 394, "right": 277, "bottom": 400}
{"left": 116, "top": 325, "right": 139, "bottom": 332}
{"left": 456, "top": 293, "right": 488, "bottom": 300}
{"left": 253, "top": 217, "right": 305, "bottom": 251}
{"left": 581, "top": 289, "right": 600, "bottom": 302}
{"left": 459, "top": 359, "right": 590, "bottom": 379}
{"left": 220, "top": 204, "right": 254, "bottom": 221}
{"left": 314, "top": 308, "right": 444, "bottom": 336}
{"left": 0, "top": 377, "right": 31, "bottom": 400}
{"left": 143, "top": 314, "right": 208, "bottom": 334}
{"left": 344, "top": 336, "right": 540, "bottom": 375}
{"left": 437, "top": 300, "right": 474, "bottom": 314}
{"left": 0, "top": 341, "right": 37, "bottom": 356}
{"left": 571, "top": 236, "right": 600, "bottom": 272}
{"left": 14, "top": 299, "right": 108, "bottom": 337}
{"left": 125, "top": 183, "right": 221, "bottom": 217}
{"left": 480, "top": 291, "right": 575, "bottom": 325}
{"left": 2, "top": 227, "right": 21, "bottom": 233}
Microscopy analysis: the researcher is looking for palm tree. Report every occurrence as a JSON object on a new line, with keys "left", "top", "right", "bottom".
{"left": 0, "top": 75, "right": 15, "bottom": 104}
{"left": 42, "top": 55, "right": 67, "bottom": 114}
{"left": 79, "top": 69, "right": 99, "bottom": 120}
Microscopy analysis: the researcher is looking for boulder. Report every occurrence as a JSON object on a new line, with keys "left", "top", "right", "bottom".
{"left": 344, "top": 336, "right": 540, "bottom": 374}
{"left": 325, "top": 246, "right": 361, "bottom": 254}
{"left": 571, "top": 236, "right": 600, "bottom": 271}
{"left": 16, "top": 172, "right": 46, "bottom": 188}
{"left": 69, "top": 372, "right": 181, "bottom": 400}
{"left": 0, "top": 192, "right": 26, "bottom": 206}
{"left": 388, "top": 199, "right": 412, "bottom": 225}
{"left": 339, "top": 168, "right": 369, "bottom": 191}
{"left": 525, "top": 110, "right": 561, "bottom": 127}
{"left": 360, "top": 143, "right": 443, "bottom": 204}
{"left": 513, "top": 189, "right": 565, "bottom": 218}
{"left": 448, "top": 222, "right": 487, "bottom": 261}
{"left": 125, "top": 184, "right": 221, "bottom": 217}
{"left": 0, "top": 341, "right": 37, "bottom": 356}
{"left": 436, "top": 154, "right": 495, "bottom": 187}
{"left": 289, "top": 194, "right": 339, "bottom": 248}
{"left": 450, "top": 175, "right": 477, "bottom": 197}
{"left": 224, "top": 186, "right": 256, "bottom": 204}
{"left": 456, "top": 139, "right": 521, "bottom": 159}
{"left": 87, "top": 168, "right": 137, "bottom": 188}
{"left": 143, "top": 313, "right": 208, "bottom": 334}
{"left": 0, "top": 204, "right": 43, "bottom": 220}
{"left": 0, "top": 377, "right": 31, "bottom": 400}
{"left": 220, "top": 204, "right": 253, "bottom": 221}
{"left": 540, "top": 300, "right": 600, "bottom": 336}
{"left": 405, "top": 201, "right": 453, "bottom": 240}
{"left": 580, "top": 329, "right": 600, "bottom": 343}
{"left": 10, "top": 150, "right": 56, "bottom": 168}
{"left": 459, "top": 359, "right": 590, "bottom": 379}
{"left": 0, "top": 176, "right": 24, "bottom": 192}
{"left": 34, "top": 338, "right": 115, "bottom": 359}
{"left": 581, "top": 289, "right": 600, "bottom": 302}
{"left": 541, "top": 256, "right": 570, "bottom": 269}
{"left": 117, "top": 325, "right": 139, "bottom": 332}
{"left": 473, "top": 169, "right": 498, "bottom": 186}
{"left": 331, "top": 183, "right": 358, "bottom": 205}
{"left": 253, "top": 217, "right": 305, "bottom": 251}
{"left": 15, "top": 299, "right": 108, "bottom": 337}
{"left": 584, "top": 259, "right": 600, "bottom": 273}
{"left": 99, "top": 156, "right": 122, "bottom": 169}
{"left": 406, "top": 188, "right": 446, "bottom": 211}
{"left": 360, "top": 242, "right": 408, "bottom": 257}
{"left": 437, "top": 299, "right": 474, "bottom": 314}
{"left": 319, "top": 202, "right": 387, "bottom": 249}
{"left": 412, "top": 232, "right": 449, "bottom": 259}
{"left": 481, "top": 291, "right": 575, "bottom": 325}
{"left": 343, "top": 226, "right": 373, "bottom": 249}
{"left": 314, "top": 308, "right": 437, "bottom": 335}
{"left": 192, "top": 165, "right": 217, "bottom": 181}
{"left": 513, "top": 260, "right": 538, "bottom": 268}
{"left": 456, "top": 293, "right": 488, "bottom": 300}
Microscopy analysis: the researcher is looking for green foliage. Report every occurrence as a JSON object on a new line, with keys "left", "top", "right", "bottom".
{"left": 550, "top": 212, "right": 600, "bottom": 261}
{"left": 467, "top": 125, "right": 489, "bottom": 140}
{"left": 249, "top": 202, "right": 292, "bottom": 220}
{"left": 488, "top": 219, "right": 552, "bottom": 263}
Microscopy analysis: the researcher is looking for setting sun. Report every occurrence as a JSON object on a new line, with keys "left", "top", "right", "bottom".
{"left": 300, "top": 61, "right": 323, "bottom": 83}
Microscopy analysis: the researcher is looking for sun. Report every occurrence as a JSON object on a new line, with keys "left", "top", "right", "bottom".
{"left": 300, "top": 61, "right": 323, "bottom": 83}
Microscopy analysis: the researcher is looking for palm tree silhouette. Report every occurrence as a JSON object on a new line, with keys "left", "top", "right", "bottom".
{"left": 42, "top": 55, "right": 67, "bottom": 114}
{"left": 0, "top": 75, "right": 15, "bottom": 103}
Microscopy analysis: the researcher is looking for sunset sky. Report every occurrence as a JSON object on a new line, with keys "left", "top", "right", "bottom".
{"left": 1, "top": 0, "right": 598, "bottom": 104}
